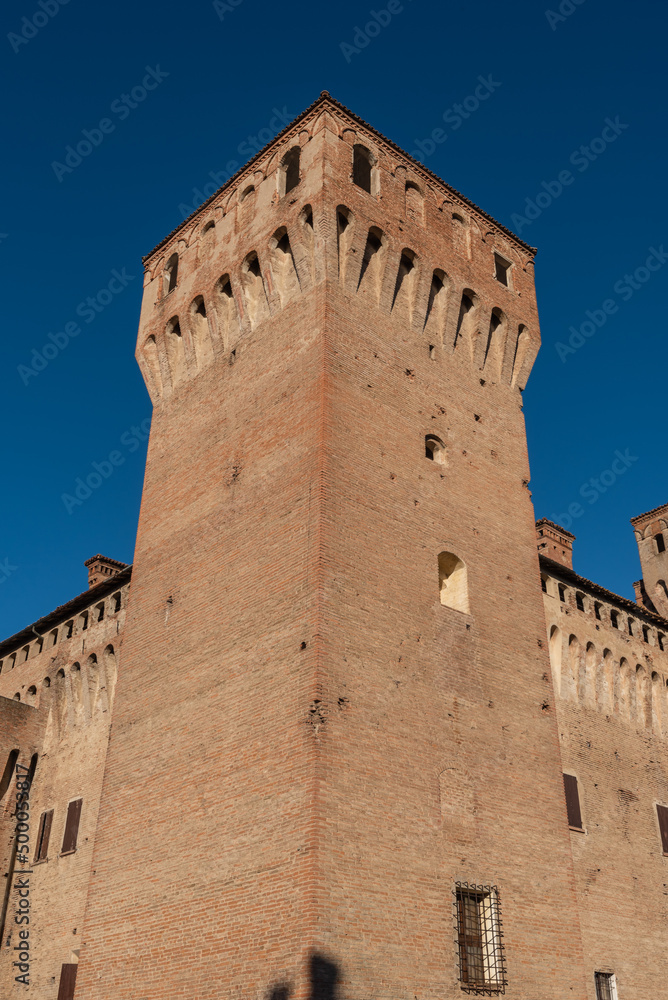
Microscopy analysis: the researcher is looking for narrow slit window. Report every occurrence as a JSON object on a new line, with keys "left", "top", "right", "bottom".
{"left": 657, "top": 533, "right": 666, "bottom": 554}
{"left": 576, "top": 592, "right": 585, "bottom": 611}
{"left": 558, "top": 585, "right": 566, "bottom": 603}
{"left": 594, "top": 602, "right": 602, "bottom": 621}
{"left": 164, "top": 253, "right": 178, "bottom": 294}
{"left": 282, "top": 146, "right": 301, "bottom": 194}
{"left": 563, "top": 773, "right": 583, "bottom": 829}
{"left": 352, "top": 144, "right": 373, "bottom": 193}
{"left": 610, "top": 610, "right": 619, "bottom": 629}
{"left": 61, "top": 798, "right": 83, "bottom": 855}
{"left": 494, "top": 253, "right": 511, "bottom": 286}
{"left": 34, "top": 809, "right": 53, "bottom": 862}
{"left": 657, "top": 804, "right": 668, "bottom": 854}
{"left": 455, "top": 884, "right": 506, "bottom": 990}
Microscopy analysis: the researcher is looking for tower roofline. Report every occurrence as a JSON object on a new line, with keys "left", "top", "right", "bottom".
{"left": 630, "top": 500, "right": 668, "bottom": 526}
{"left": 142, "top": 90, "right": 538, "bottom": 266}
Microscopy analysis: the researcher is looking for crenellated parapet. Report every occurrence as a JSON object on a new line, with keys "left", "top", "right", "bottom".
{"left": 136, "top": 93, "right": 540, "bottom": 403}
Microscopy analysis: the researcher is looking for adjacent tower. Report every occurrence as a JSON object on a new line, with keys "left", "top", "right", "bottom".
{"left": 75, "top": 94, "right": 589, "bottom": 1000}
{"left": 632, "top": 503, "right": 668, "bottom": 616}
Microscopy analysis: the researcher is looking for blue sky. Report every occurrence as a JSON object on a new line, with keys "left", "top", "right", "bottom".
{"left": 1, "top": 0, "right": 666, "bottom": 636}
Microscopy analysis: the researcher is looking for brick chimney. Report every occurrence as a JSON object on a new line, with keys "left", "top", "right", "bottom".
{"left": 84, "top": 555, "right": 128, "bottom": 589}
{"left": 536, "top": 518, "right": 575, "bottom": 570}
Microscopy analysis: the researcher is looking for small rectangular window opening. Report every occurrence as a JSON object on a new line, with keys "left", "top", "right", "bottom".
{"left": 455, "top": 884, "right": 506, "bottom": 992}
{"left": 594, "top": 603, "right": 602, "bottom": 621}
{"left": 563, "top": 773, "right": 583, "bottom": 830}
{"left": 541, "top": 577, "right": 548, "bottom": 593}
{"left": 558, "top": 585, "right": 566, "bottom": 603}
{"left": 656, "top": 804, "right": 668, "bottom": 855}
{"left": 34, "top": 810, "right": 53, "bottom": 862}
{"left": 494, "top": 254, "right": 511, "bottom": 286}
{"left": 61, "top": 799, "right": 83, "bottom": 855}
{"left": 594, "top": 972, "right": 617, "bottom": 1000}
{"left": 576, "top": 592, "right": 585, "bottom": 611}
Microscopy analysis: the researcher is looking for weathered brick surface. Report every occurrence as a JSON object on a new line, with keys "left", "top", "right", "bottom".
{"left": 74, "top": 97, "right": 589, "bottom": 1000}
{"left": 2, "top": 95, "right": 665, "bottom": 1000}
{"left": 542, "top": 567, "right": 668, "bottom": 1000}
{"left": 0, "top": 580, "right": 128, "bottom": 998}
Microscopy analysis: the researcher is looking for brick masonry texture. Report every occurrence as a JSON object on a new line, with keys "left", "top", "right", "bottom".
{"left": 0, "top": 95, "right": 665, "bottom": 1000}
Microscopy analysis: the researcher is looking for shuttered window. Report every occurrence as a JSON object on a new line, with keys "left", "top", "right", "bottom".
{"left": 34, "top": 810, "right": 53, "bottom": 862}
{"left": 61, "top": 799, "right": 82, "bottom": 854}
{"left": 657, "top": 804, "right": 668, "bottom": 854}
{"left": 563, "top": 773, "right": 583, "bottom": 829}
{"left": 56, "top": 963, "right": 78, "bottom": 1000}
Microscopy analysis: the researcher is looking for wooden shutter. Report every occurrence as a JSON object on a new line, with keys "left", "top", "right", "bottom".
{"left": 34, "top": 810, "right": 53, "bottom": 862}
{"left": 563, "top": 774, "right": 583, "bottom": 829}
{"left": 657, "top": 804, "right": 668, "bottom": 854}
{"left": 61, "top": 799, "right": 83, "bottom": 854}
{"left": 56, "top": 963, "right": 78, "bottom": 1000}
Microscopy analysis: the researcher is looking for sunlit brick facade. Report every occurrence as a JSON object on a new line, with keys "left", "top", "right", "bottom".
{"left": 1, "top": 95, "right": 665, "bottom": 1000}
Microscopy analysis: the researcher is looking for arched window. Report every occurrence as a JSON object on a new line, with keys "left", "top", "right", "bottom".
{"left": 240, "top": 184, "right": 255, "bottom": 203}
{"left": 281, "top": 146, "right": 301, "bottom": 195}
{"left": 548, "top": 626, "right": 562, "bottom": 694}
{"left": 164, "top": 253, "right": 178, "bottom": 295}
{"left": 352, "top": 144, "right": 376, "bottom": 194}
{"left": 425, "top": 435, "right": 447, "bottom": 465}
{"left": 438, "top": 552, "right": 469, "bottom": 613}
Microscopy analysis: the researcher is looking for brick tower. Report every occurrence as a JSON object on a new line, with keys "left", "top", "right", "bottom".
{"left": 75, "top": 94, "right": 589, "bottom": 1000}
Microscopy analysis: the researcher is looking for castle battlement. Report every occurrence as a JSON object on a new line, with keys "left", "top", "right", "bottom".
{"left": 136, "top": 93, "right": 540, "bottom": 403}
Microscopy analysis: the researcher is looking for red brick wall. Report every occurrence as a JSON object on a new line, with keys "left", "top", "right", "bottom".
{"left": 76, "top": 100, "right": 589, "bottom": 1000}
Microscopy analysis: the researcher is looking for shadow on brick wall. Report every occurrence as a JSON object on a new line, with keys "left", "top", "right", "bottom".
{"left": 266, "top": 953, "right": 339, "bottom": 1000}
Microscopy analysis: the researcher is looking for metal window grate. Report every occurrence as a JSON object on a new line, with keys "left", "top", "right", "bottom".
{"left": 454, "top": 883, "right": 507, "bottom": 994}
{"left": 595, "top": 972, "right": 616, "bottom": 1000}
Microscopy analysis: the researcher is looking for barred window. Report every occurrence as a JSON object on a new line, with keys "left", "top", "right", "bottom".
{"left": 595, "top": 972, "right": 617, "bottom": 1000}
{"left": 455, "top": 883, "right": 506, "bottom": 993}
